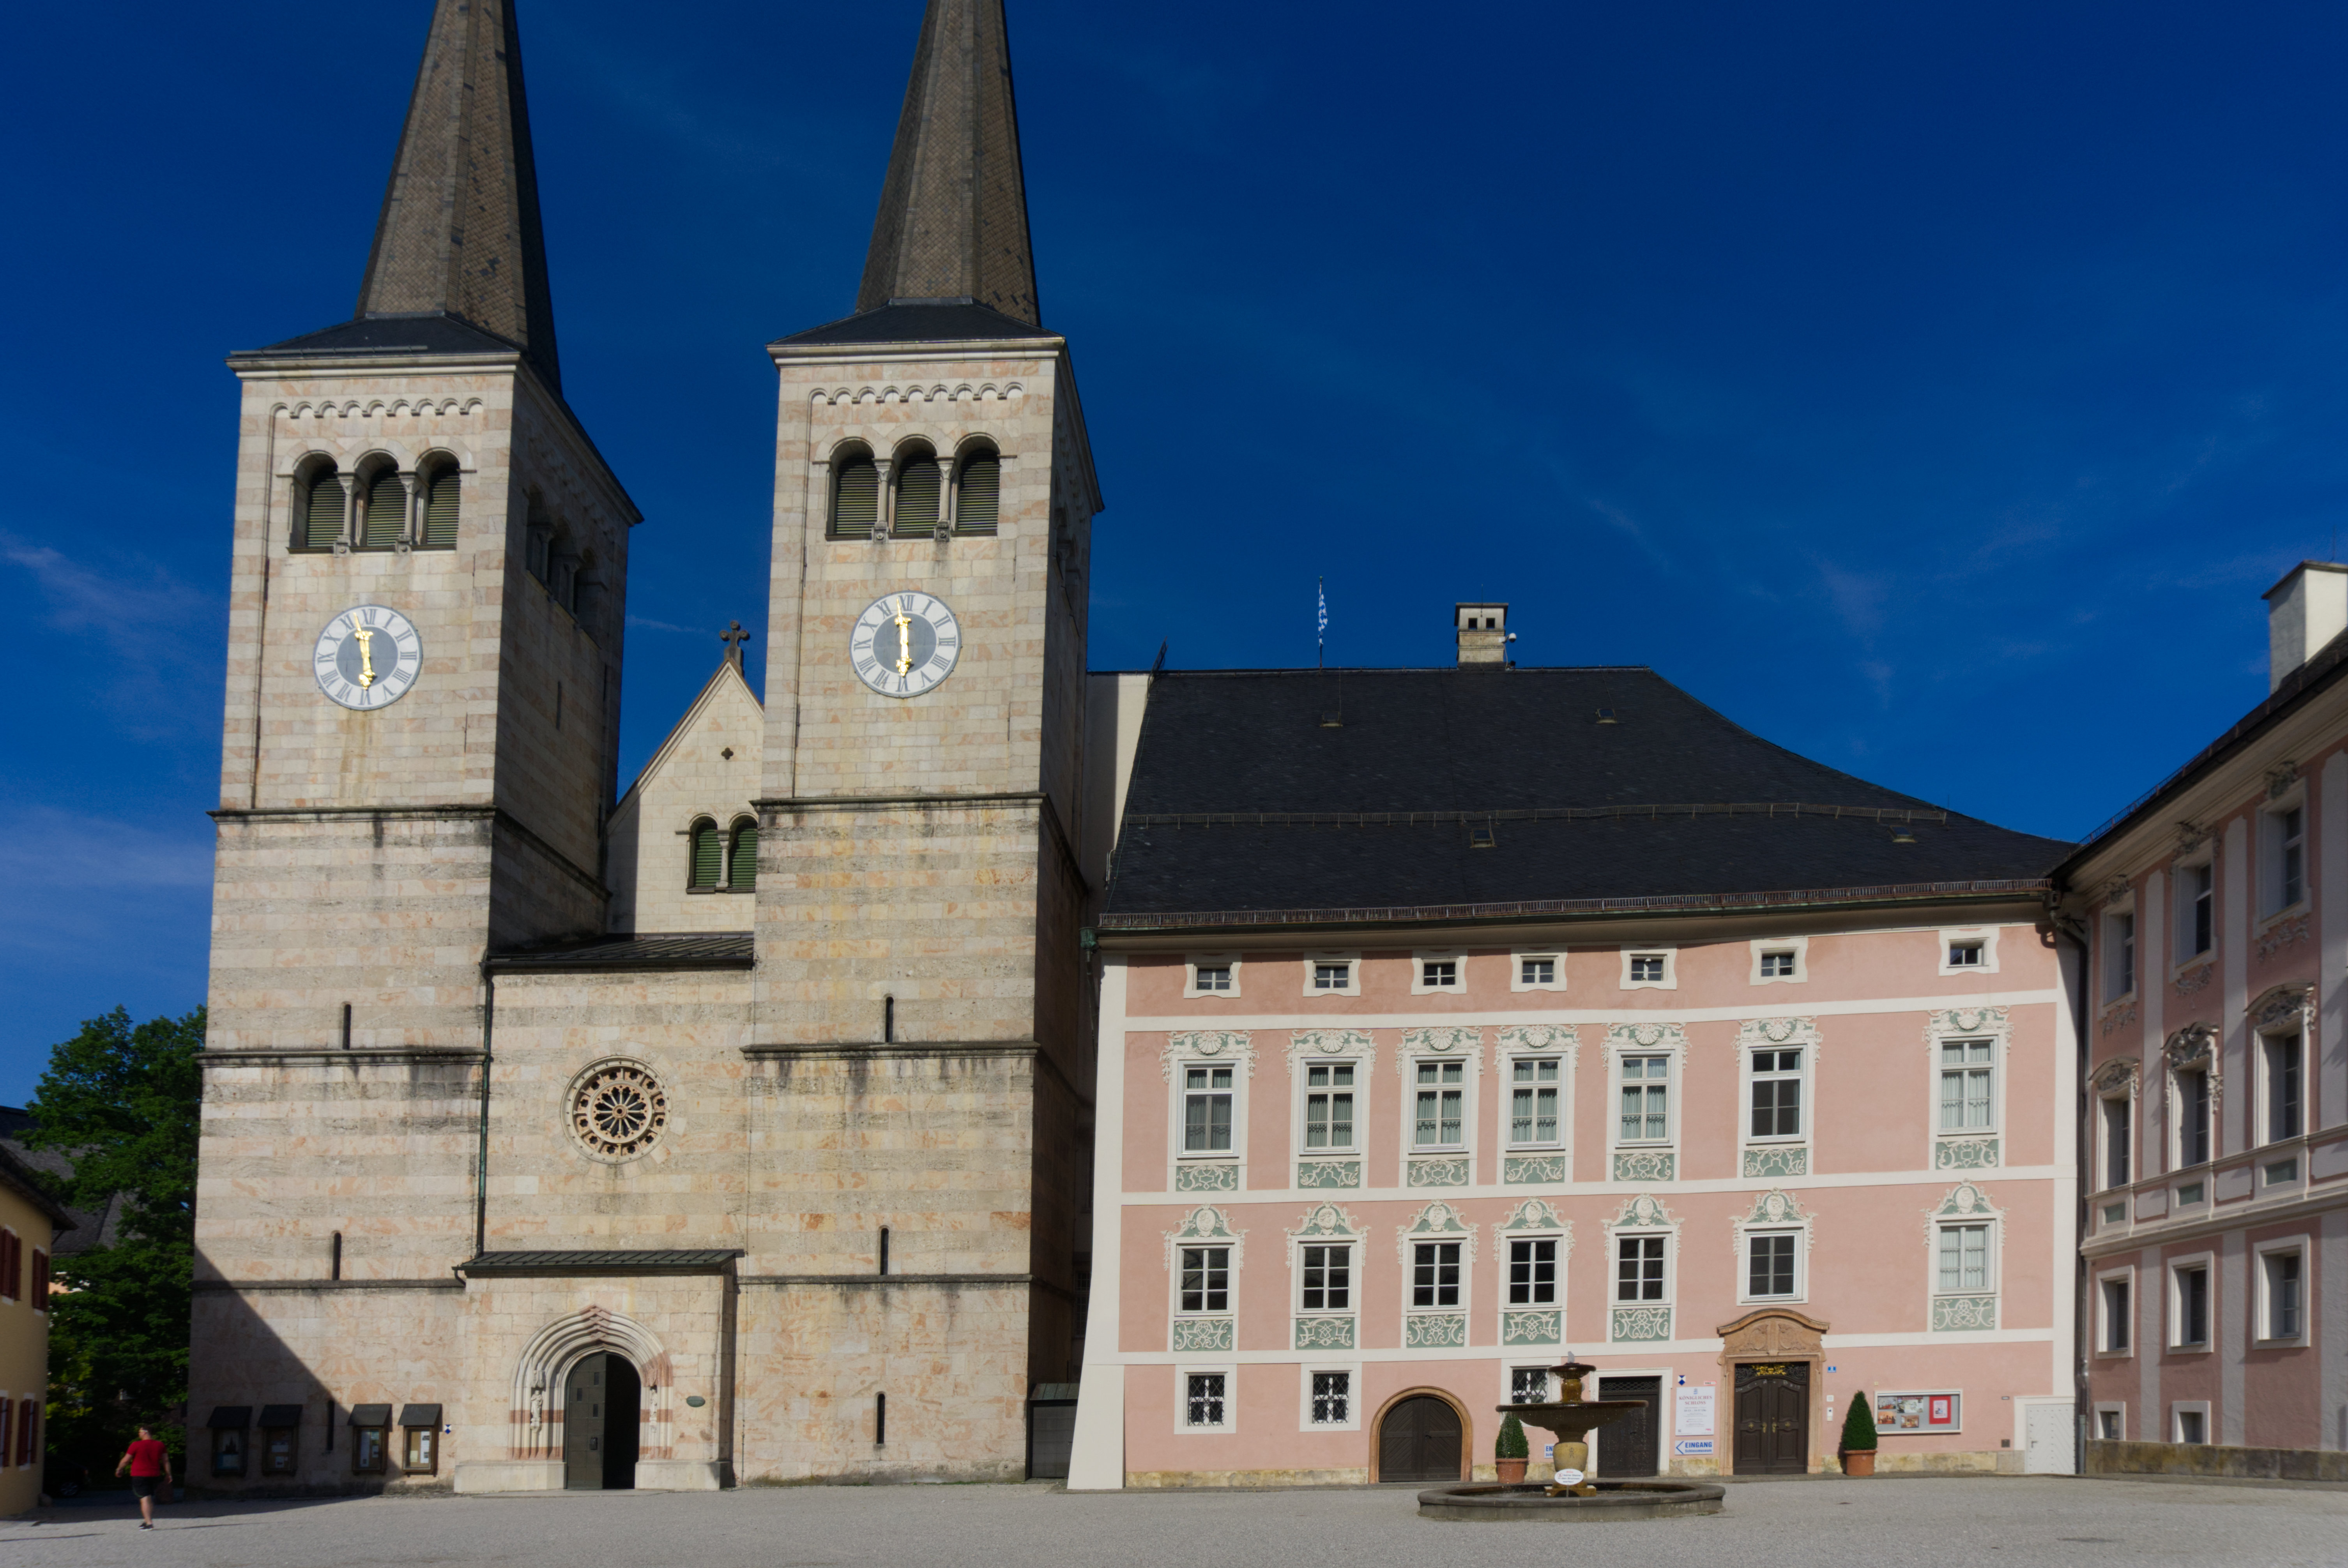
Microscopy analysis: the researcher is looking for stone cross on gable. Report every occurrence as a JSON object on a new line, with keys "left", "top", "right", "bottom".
{"left": 720, "top": 621, "right": 751, "bottom": 666}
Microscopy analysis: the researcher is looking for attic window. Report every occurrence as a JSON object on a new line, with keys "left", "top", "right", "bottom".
{"left": 1595, "top": 708, "right": 1618, "bottom": 724}
{"left": 1468, "top": 825, "right": 1496, "bottom": 849}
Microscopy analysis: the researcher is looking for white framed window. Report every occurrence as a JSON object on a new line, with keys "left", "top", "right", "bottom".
{"left": 1301, "top": 1365, "right": 1359, "bottom": 1429}
{"left": 2253, "top": 1239, "right": 2308, "bottom": 1344}
{"left": 1301, "top": 1061, "right": 1357, "bottom": 1153}
{"left": 1747, "top": 1043, "right": 1805, "bottom": 1143}
{"left": 1298, "top": 1242, "right": 1353, "bottom": 1312}
{"left": 1743, "top": 1230, "right": 1803, "bottom": 1301}
{"left": 1413, "top": 1059, "right": 1467, "bottom": 1149}
{"left": 1411, "top": 952, "right": 1464, "bottom": 995}
{"left": 2173, "top": 1061, "right": 2214, "bottom": 1168}
{"left": 1511, "top": 951, "right": 1566, "bottom": 992}
{"left": 2175, "top": 859, "right": 2214, "bottom": 964}
{"left": 1936, "top": 1038, "right": 1996, "bottom": 1135}
{"left": 1508, "top": 1365, "right": 1551, "bottom": 1405}
{"left": 1180, "top": 1367, "right": 1234, "bottom": 1431}
{"left": 1934, "top": 1221, "right": 1994, "bottom": 1294}
{"left": 2095, "top": 1269, "right": 2133, "bottom": 1355}
{"left": 2098, "top": 1093, "right": 2133, "bottom": 1191}
{"left": 1178, "top": 1245, "right": 1231, "bottom": 1315}
{"left": 2168, "top": 1257, "right": 2212, "bottom": 1350}
{"left": 1939, "top": 927, "right": 1998, "bottom": 976}
{"left": 1749, "top": 936, "right": 1807, "bottom": 985}
{"left": 2258, "top": 1030, "right": 2304, "bottom": 1145}
{"left": 2263, "top": 799, "right": 2307, "bottom": 914}
{"left": 1411, "top": 1239, "right": 1464, "bottom": 1308}
{"left": 1614, "top": 1233, "right": 1669, "bottom": 1304}
{"left": 1506, "top": 1236, "right": 1559, "bottom": 1306}
{"left": 1620, "top": 948, "right": 1676, "bottom": 989}
{"left": 1181, "top": 1064, "right": 1236, "bottom": 1157}
{"left": 1302, "top": 953, "right": 1358, "bottom": 996}
{"left": 1185, "top": 954, "right": 1241, "bottom": 998}
{"left": 1617, "top": 1054, "right": 1670, "bottom": 1145}
{"left": 2170, "top": 1401, "right": 2210, "bottom": 1446}
{"left": 2093, "top": 1403, "right": 2126, "bottom": 1441}
{"left": 1508, "top": 1057, "right": 1562, "bottom": 1146}
{"left": 2104, "top": 906, "right": 2136, "bottom": 1001}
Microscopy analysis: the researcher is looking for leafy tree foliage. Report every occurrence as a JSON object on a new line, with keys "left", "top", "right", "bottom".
{"left": 22, "top": 1006, "right": 203, "bottom": 1472}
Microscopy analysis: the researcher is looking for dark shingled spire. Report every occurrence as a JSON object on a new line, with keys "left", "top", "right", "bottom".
{"left": 355, "top": 0, "right": 561, "bottom": 389}
{"left": 856, "top": 0, "right": 1041, "bottom": 327}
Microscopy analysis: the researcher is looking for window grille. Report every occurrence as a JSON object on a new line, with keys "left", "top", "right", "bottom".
{"left": 1185, "top": 1373, "right": 1225, "bottom": 1427}
{"left": 1310, "top": 1371, "right": 1349, "bottom": 1424}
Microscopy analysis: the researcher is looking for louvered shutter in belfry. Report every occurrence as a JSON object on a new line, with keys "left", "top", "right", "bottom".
{"left": 303, "top": 473, "right": 345, "bottom": 549}
{"left": 362, "top": 472, "right": 407, "bottom": 549}
{"left": 956, "top": 456, "right": 999, "bottom": 534}
{"left": 729, "top": 822, "right": 759, "bottom": 891}
{"left": 690, "top": 823, "right": 721, "bottom": 888}
{"left": 834, "top": 459, "right": 878, "bottom": 538}
{"left": 895, "top": 459, "right": 941, "bottom": 537}
{"left": 422, "top": 470, "right": 461, "bottom": 548}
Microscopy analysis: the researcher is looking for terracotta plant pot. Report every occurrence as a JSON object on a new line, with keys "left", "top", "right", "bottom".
{"left": 1841, "top": 1449, "right": 1876, "bottom": 1477}
{"left": 1495, "top": 1457, "right": 1528, "bottom": 1483}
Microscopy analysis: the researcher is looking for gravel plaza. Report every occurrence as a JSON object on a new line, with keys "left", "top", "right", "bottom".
{"left": 5, "top": 1476, "right": 2345, "bottom": 1568}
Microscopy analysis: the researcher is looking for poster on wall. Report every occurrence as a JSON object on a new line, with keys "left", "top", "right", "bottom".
{"left": 1673, "top": 1384, "right": 1717, "bottom": 1456}
{"left": 1875, "top": 1390, "right": 1962, "bottom": 1433}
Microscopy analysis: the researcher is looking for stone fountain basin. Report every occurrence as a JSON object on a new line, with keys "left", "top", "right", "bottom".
{"left": 1416, "top": 1480, "right": 1727, "bottom": 1522}
{"left": 1500, "top": 1398, "right": 1651, "bottom": 1437}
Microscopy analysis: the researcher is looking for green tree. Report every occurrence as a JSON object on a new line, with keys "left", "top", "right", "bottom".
{"left": 22, "top": 1006, "right": 203, "bottom": 1472}
{"left": 1840, "top": 1393, "right": 1878, "bottom": 1452}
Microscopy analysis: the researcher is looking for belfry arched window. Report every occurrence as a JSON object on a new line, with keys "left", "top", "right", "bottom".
{"left": 688, "top": 818, "right": 721, "bottom": 890}
{"left": 955, "top": 447, "right": 999, "bottom": 535}
{"left": 418, "top": 460, "right": 461, "bottom": 549}
{"left": 359, "top": 465, "right": 407, "bottom": 550}
{"left": 297, "top": 463, "right": 344, "bottom": 551}
{"left": 728, "top": 816, "right": 759, "bottom": 892}
{"left": 831, "top": 449, "right": 878, "bottom": 539}
{"left": 893, "top": 446, "right": 941, "bottom": 538}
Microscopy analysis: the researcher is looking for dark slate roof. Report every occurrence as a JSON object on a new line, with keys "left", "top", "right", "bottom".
{"left": 483, "top": 932, "right": 754, "bottom": 973}
{"left": 773, "top": 299, "right": 1057, "bottom": 349}
{"left": 231, "top": 310, "right": 527, "bottom": 363}
{"left": 460, "top": 1249, "right": 743, "bottom": 1274}
{"left": 0, "top": 1106, "right": 94, "bottom": 1240}
{"left": 1102, "top": 668, "right": 2071, "bottom": 926}
{"left": 348, "top": 1404, "right": 393, "bottom": 1428}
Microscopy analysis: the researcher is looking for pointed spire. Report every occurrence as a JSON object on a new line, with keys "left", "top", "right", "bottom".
{"left": 856, "top": 0, "right": 1041, "bottom": 327}
{"left": 357, "top": 0, "right": 561, "bottom": 389}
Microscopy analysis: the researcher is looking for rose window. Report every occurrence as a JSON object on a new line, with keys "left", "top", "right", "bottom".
{"left": 571, "top": 1063, "right": 668, "bottom": 1159}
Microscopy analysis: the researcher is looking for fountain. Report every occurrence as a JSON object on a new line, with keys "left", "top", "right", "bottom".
{"left": 1416, "top": 1356, "right": 1726, "bottom": 1522}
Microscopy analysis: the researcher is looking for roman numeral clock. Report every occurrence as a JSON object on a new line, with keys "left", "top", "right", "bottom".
{"left": 312, "top": 605, "right": 423, "bottom": 709}
{"left": 849, "top": 592, "right": 961, "bottom": 698}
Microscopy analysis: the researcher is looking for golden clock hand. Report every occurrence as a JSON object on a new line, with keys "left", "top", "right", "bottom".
{"left": 354, "top": 627, "right": 377, "bottom": 689}
{"left": 893, "top": 602, "right": 913, "bottom": 676}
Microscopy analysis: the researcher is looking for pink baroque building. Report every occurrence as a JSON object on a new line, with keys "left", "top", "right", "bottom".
{"left": 1066, "top": 612, "right": 2081, "bottom": 1487}
{"left": 2064, "top": 563, "right": 2348, "bottom": 1482}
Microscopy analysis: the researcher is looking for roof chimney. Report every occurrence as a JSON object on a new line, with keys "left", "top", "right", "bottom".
{"left": 2263, "top": 562, "right": 2348, "bottom": 691}
{"left": 1456, "top": 602, "right": 1510, "bottom": 669}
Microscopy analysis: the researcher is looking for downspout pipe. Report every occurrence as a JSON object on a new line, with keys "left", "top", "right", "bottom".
{"left": 476, "top": 962, "right": 496, "bottom": 1257}
{"left": 2053, "top": 894, "right": 2092, "bottom": 1474}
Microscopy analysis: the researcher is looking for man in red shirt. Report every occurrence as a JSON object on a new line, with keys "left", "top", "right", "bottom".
{"left": 114, "top": 1426, "right": 172, "bottom": 1529}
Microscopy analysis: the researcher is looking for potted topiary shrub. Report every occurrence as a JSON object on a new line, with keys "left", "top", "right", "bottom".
{"left": 1496, "top": 1411, "right": 1530, "bottom": 1484}
{"left": 1840, "top": 1395, "right": 1878, "bottom": 1476}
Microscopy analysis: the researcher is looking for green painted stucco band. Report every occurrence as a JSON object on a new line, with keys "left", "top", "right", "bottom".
{"left": 1502, "top": 1309, "right": 1561, "bottom": 1346}
{"left": 1931, "top": 1294, "right": 1998, "bottom": 1331}
{"left": 1505, "top": 1155, "right": 1567, "bottom": 1184}
{"left": 1171, "top": 1317, "right": 1234, "bottom": 1352}
{"left": 1294, "top": 1316, "right": 1356, "bottom": 1350}
{"left": 1174, "top": 1163, "right": 1239, "bottom": 1192}
{"left": 1405, "top": 1313, "right": 1468, "bottom": 1348}
{"left": 1611, "top": 1305, "right": 1671, "bottom": 1341}
{"left": 1296, "top": 1160, "right": 1361, "bottom": 1189}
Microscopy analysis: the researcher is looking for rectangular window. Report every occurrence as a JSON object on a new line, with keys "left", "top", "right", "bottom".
{"left": 1936, "top": 1223, "right": 1991, "bottom": 1292}
{"left": 2176, "top": 1407, "right": 2206, "bottom": 1445}
{"left": 1508, "top": 1237, "right": 1557, "bottom": 1305}
{"left": 2102, "top": 1096, "right": 2132, "bottom": 1190}
{"left": 1421, "top": 959, "right": 1458, "bottom": 988}
{"left": 1180, "top": 1246, "right": 1230, "bottom": 1314}
{"left": 2264, "top": 1034, "right": 2303, "bottom": 1142}
{"left": 1510, "top": 1367, "right": 1549, "bottom": 1404}
{"left": 1619, "top": 1055, "right": 1668, "bottom": 1142}
{"left": 1310, "top": 1371, "right": 1350, "bottom": 1425}
{"left": 1947, "top": 938, "right": 1985, "bottom": 968}
{"left": 1412, "top": 1241, "right": 1462, "bottom": 1307}
{"left": 1758, "top": 949, "right": 1798, "bottom": 978}
{"left": 2174, "top": 1264, "right": 2209, "bottom": 1347}
{"left": 2265, "top": 1252, "right": 2302, "bottom": 1339}
{"left": 1937, "top": 1040, "right": 1994, "bottom": 1131}
{"left": 1183, "top": 1066, "right": 1234, "bottom": 1153}
{"left": 1615, "top": 1235, "right": 1666, "bottom": 1301}
{"left": 1304, "top": 1062, "right": 1355, "bottom": 1150}
{"left": 2102, "top": 1278, "right": 2130, "bottom": 1351}
{"left": 2178, "top": 1067, "right": 2212, "bottom": 1166}
{"left": 1186, "top": 1373, "right": 1226, "bottom": 1427}
{"left": 1312, "top": 961, "right": 1351, "bottom": 991}
{"left": 1510, "top": 1058, "right": 1559, "bottom": 1144}
{"left": 1747, "top": 1232, "right": 1797, "bottom": 1298}
{"left": 2181, "top": 862, "right": 2214, "bottom": 958}
{"left": 1194, "top": 964, "right": 1232, "bottom": 992}
{"left": 2099, "top": 1409, "right": 2122, "bottom": 1440}
{"left": 2108, "top": 911, "right": 2136, "bottom": 999}
{"left": 1628, "top": 952, "right": 1667, "bottom": 984}
{"left": 1301, "top": 1244, "right": 1351, "bottom": 1311}
{"left": 1520, "top": 957, "right": 1556, "bottom": 986}
{"left": 2276, "top": 805, "right": 2306, "bottom": 909}
{"left": 1415, "top": 1060, "right": 1465, "bottom": 1148}
{"left": 1749, "top": 1049, "right": 1803, "bottom": 1139}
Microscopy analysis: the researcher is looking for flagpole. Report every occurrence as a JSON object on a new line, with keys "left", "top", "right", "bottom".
{"left": 1317, "top": 577, "right": 1325, "bottom": 671}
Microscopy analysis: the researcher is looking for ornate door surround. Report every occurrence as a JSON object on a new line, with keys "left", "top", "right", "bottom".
{"left": 1714, "top": 1308, "right": 1830, "bottom": 1475}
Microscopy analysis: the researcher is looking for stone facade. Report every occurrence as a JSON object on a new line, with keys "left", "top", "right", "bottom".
{"left": 605, "top": 657, "right": 764, "bottom": 933}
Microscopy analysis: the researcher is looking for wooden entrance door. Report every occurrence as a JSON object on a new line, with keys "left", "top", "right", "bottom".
{"left": 1377, "top": 1394, "right": 1463, "bottom": 1483}
{"left": 563, "top": 1353, "right": 641, "bottom": 1490}
{"left": 1732, "top": 1362, "right": 1809, "bottom": 1474}
{"left": 1596, "top": 1377, "right": 1662, "bottom": 1478}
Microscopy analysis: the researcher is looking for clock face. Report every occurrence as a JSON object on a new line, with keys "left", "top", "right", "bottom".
{"left": 849, "top": 591, "right": 962, "bottom": 698}
{"left": 313, "top": 605, "right": 423, "bottom": 710}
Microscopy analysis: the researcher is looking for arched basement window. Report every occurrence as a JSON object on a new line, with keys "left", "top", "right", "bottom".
{"left": 299, "top": 467, "right": 344, "bottom": 551}
{"left": 728, "top": 816, "right": 759, "bottom": 892}
{"left": 688, "top": 819, "right": 722, "bottom": 890}
{"left": 955, "top": 451, "right": 999, "bottom": 535}
{"left": 894, "top": 452, "right": 941, "bottom": 537}
{"left": 420, "top": 466, "right": 461, "bottom": 549}
{"left": 832, "top": 453, "right": 878, "bottom": 539}
{"left": 361, "top": 470, "right": 407, "bottom": 550}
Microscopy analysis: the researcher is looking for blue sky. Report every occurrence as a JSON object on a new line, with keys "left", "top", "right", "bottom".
{"left": 1, "top": 1, "right": 2343, "bottom": 1101}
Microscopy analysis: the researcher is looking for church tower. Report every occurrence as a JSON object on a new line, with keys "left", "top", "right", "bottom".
{"left": 196, "top": 0, "right": 633, "bottom": 1445}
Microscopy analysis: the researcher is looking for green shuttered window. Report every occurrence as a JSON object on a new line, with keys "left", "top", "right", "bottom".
{"left": 728, "top": 819, "right": 759, "bottom": 892}
{"left": 301, "top": 471, "right": 344, "bottom": 550}
{"left": 421, "top": 469, "right": 460, "bottom": 549}
{"left": 361, "top": 472, "right": 407, "bottom": 550}
{"left": 833, "top": 457, "right": 878, "bottom": 538}
{"left": 689, "top": 820, "right": 721, "bottom": 890}
{"left": 895, "top": 457, "right": 941, "bottom": 537}
{"left": 955, "top": 454, "right": 999, "bottom": 535}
